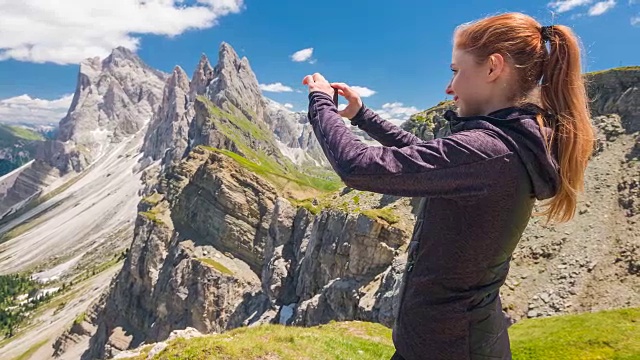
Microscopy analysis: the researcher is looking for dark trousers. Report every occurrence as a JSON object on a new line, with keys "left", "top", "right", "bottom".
{"left": 391, "top": 352, "right": 406, "bottom": 360}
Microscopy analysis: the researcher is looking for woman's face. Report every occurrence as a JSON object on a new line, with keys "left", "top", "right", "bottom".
{"left": 445, "top": 47, "right": 493, "bottom": 117}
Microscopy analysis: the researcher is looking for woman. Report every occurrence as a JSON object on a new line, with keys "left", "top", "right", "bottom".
{"left": 302, "top": 12, "right": 595, "bottom": 360}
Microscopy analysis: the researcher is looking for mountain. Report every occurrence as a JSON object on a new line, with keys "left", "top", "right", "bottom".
{"left": 0, "top": 124, "right": 45, "bottom": 176}
{"left": 54, "top": 46, "right": 167, "bottom": 173}
{"left": 0, "top": 47, "right": 167, "bottom": 218}
{"left": 0, "top": 43, "right": 637, "bottom": 360}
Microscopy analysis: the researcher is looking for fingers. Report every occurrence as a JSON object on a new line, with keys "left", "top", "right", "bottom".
{"left": 330, "top": 82, "right": 348, "bottom": 90}
{"left": 302, "top": 75, "right": 314, "bottom": 85}
{"left": 331, "top": 83, "right": 356, "bottom": 97}
{"left": 312, "top": 72, "right": 326, "bottom": 83}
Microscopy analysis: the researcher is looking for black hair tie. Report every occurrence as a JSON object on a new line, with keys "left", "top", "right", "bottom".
{"left": 540, "top": 25, "right": 555, "bottom": 42}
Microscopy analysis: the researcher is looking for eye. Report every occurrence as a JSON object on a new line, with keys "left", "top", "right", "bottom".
{"left": 451, "top": 68, "right": 458, "bottom": 74}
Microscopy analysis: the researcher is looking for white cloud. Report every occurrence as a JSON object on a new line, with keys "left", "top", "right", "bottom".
{"left": 0, "top": 94, "right": 73, "bottom": 125}
{"left": 291, "top": 48, "right": 314, "bottom": 62}
{"left": 284, "top": 103, "right": 293, "bottom": 109}
{"left": 338, "top": 104, "right": 348, "bottom": 111}
{"left": 259, "top": 83, "right": 293, "bottom": 92}
{"left": 632, "top": 15, "right": 640, "bottom": 25}
{"left": 548, "top": 0, "right": 593, "bottom": 12}
{"left": 0, "top": 0, "right": 244, "bottom": 65}
{"left": 373, "top": 102, "right": 419, "bottom": 126}
{"left": 588, "top": 0, "right": 616, "bottom": 15}
{"left": 350, "top": 86, "right": 377, "bottom": 98}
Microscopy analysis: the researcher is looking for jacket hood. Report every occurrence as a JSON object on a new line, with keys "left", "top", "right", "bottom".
{"left": 444, "top": 105, "right": 560, "bottom": 200}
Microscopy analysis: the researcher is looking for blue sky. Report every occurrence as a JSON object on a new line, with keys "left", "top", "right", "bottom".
{"left": 0, "top": 0, "right": 639, "bottom": 126}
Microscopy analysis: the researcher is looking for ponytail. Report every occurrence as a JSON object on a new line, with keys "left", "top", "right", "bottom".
{"left": 536, "top": 25, "right": 596, "bottom": 223}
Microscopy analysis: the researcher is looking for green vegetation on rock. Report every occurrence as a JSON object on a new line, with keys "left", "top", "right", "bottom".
{"left": 73, "top": 312, "right": 85, "bottom": 325}
{"left": 196, "top": 96, "right": 342, "bottom": 195}
{"left": 288, "top": 198, "right": 321, "bottom": 215}
{"left": 199, "top": 146, "right": 341, "bottom": 194}
{"left": 139, "top": 209, "right": 164, "bottom": 225}
{"left": 0, "top": 124, "right": 44, "bottom": 145}
{"left": 196, "top": 258, "right": 234, "bottom": 276}
{"left": 141, "top": 193, "right": 163, "bottom": 206}
{"left": 586, "top": 66, "right": 640, "bottom": 76}
{"left": 119, "top": 307, "right": 640, "bottom": 360}
{"left": 361, "top": 207, "right": 400, "bottom": 225}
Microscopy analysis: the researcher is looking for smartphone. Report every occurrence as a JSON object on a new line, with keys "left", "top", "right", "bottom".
{"left": 332, "top": 87, "right": 339, "bottom": 107}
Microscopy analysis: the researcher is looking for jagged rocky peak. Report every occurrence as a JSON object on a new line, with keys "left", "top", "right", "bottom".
{"left": 207, "top": 42, "right": 266, "bottom": 120}
{"left": 142, "top": 65, "right": 193, "bottom": 165}
{"left": 53, "top": 46, "right": 167, "bottom": 172}
{"left": 189, "top": 54, "right": 215, "bottom": 98}
{"left": 170, "top": 65, "right": 191, "bottom": 88}
{"left": 104, "top": 46, "right": 138, "bottom": 65}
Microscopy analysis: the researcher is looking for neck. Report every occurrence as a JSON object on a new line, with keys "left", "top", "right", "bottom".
{"left": 480, "top": 98, "right": 516, "bottom": 116}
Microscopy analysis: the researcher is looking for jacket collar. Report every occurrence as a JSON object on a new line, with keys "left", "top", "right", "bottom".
{"left": 444, "top": 104, "right": 552, "bottom": 133}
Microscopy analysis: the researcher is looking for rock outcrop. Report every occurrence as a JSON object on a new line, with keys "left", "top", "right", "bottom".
{"left": 587, "top": 67, "right": 640, "bottom": 132}
{"left": 402, "top": 100, "right": 455, "bottom": 140}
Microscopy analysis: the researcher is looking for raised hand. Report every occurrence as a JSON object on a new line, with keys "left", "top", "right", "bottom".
{"left": 330, "top": 82, "right": 363, "bottom": 119}
{"left": 302, "top": 73, "right": 334, "bottom": 97}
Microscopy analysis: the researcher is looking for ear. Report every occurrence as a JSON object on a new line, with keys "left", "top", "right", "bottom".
{"left": 486, "top": 53, "right": 505, "bottom": 82}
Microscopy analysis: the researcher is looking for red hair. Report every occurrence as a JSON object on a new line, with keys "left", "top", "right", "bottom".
{"left": 454, "top": 13, "right": 596, "bottom": 223}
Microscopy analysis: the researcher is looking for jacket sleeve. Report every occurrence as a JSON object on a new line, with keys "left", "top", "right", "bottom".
{"left": 349, "top": 104, "right": 423, "bottom": 148}
{"left": 308, "top": 91, "right": 512, "bottom": 198}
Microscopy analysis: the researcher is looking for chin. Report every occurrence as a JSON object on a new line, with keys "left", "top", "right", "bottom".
{"left": 456, "top": 105, "right": 478, "bottom": 118}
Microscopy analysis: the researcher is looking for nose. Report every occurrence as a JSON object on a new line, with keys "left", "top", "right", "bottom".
{"left": 445, "top": 81, "right": 454, "bottom": 96}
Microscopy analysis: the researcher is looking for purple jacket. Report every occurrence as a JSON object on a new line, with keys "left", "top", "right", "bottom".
{"left": 307, "top": 91, "right": 560, "bottom": 359}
